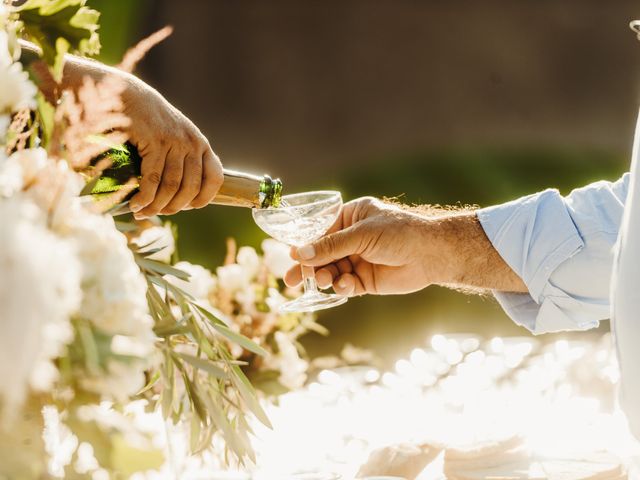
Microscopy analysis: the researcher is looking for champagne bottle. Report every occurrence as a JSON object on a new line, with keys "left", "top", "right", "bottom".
{"left": 91, "top": 143, "right": 283, "bottom": 209}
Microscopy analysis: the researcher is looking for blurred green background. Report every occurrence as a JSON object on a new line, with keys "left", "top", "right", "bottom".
{"left": 89, "top": 0, "right": 635, "bottom": 361}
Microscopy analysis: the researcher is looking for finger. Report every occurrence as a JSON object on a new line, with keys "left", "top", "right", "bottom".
{"left": 333, "top": 273, "right": 357, "bottom": 296}
{"left": 336, "top": 258, "right": 353, "bottom": 275}
{"left": 129, "top": 149, "right": 166, "bottom": 213}
{"left": 284, "top": 265, "right": 303, "bottom": 287}
{"left": 137, "top": 149, "right": 184, "bottom": 218}
{"left": 291, "top": 224, "right": 365, "bottom": 267}
{"left": 161, "top": 153, "right": 202, "bottom": 214}
{"left": 316, "top": 264, "right": 340, "bottom": 289}
{"left": 191, "top": 148, "right": 223, "bottom": 209}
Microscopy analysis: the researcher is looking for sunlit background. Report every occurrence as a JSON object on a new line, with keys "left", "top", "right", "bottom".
{"left": 89, "top": 0, "right": 638, "bottom": 363}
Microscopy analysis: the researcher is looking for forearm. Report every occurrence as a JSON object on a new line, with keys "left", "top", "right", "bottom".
{"left": 19, "top": 40, "right": 144, "bottom": 114}
{"left": 427, "top": 213, "right": 528, "bottom": 293}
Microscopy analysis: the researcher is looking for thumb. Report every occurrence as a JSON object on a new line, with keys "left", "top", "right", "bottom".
{"left": 292, "top": 225, "right": 365, "bottom": 266}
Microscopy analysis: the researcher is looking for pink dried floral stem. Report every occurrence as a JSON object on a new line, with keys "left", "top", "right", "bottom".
{"left": 117, "top": 26, "right": 174, "bottom": 73}
{"left": 5, "top": 109, "right": 32, "bottom": 153}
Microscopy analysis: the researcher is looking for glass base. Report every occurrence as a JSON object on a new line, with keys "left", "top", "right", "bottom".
{"left": 279, "top": 292, "right": 348, "bottom": 313}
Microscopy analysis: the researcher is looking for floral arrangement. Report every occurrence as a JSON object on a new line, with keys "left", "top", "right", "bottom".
{"left": 137, "top": 226, "right": 322, "bottom": 395}
{"left": 0, "top": 1, "right": 316, "bottom": 477}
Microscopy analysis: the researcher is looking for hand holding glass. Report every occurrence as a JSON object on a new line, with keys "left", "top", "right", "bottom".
{"left": 253, "top": 191, "right": 348, "bottom": 313}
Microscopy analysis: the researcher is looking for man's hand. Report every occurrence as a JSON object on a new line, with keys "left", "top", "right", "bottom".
{"left": 284, "top": 197, "right": 528, "bottom": 296}
{"left": 25, "top": 43, "right": 224, "bottom": 219}
{"left": 121, "top": 77, "right": 223, "bottom": 218}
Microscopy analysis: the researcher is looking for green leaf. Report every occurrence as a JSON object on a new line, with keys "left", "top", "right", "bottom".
{"left": 136, "top": 257, "right": 191, "bottom": 280}
{"left": 153, "top": 323, "right": 190, "bottom": 337}
{"left": 195, "top": 304, "right": 268, "bottom": 357}
{"left": 135, "top": 371, "right": 160, "bottom": 396}
{"left": 180, "top": 370, "right": 207, "bottom": 422}
{"left": 114, "top": 220, "right": 138, "bottom": 233}
{"left": 76, "top": 320, "right": 100, "bottom": 375}
{"left": 248, "top": 369, "right": 289, "bottom": 397}
{"left": 203, "top": 389, "right": 253, "bottom": 461}
{"left": 189, "top": 413, "right": 202, "bottom": 454}
{"left": 229, "top": 364, "right": 272, "bottom": 429}
{"left": 35, "top": 92, "right": 55, "bottom": 148}
{"left": 89, "top": 144, "right": 142, "bottom": 195}
{"left": 175, "top": 352, "right": 228, "bottom": 380}
{"left": 160, "top": 350, "right": 175, "bottom": 419}
{"left": 18, "top": 0, "right": 101, "bottom": 81}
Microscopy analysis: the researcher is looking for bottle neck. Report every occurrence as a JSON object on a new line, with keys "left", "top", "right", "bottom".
{"left": 211, "top": 169, "right": 282, "bottom": 208}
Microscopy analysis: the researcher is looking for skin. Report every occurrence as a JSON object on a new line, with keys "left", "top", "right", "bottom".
{"left": 24, "top": 43, "right": 223, "bottom": 219}
{"left": 284, "top": 197, "right": 528, "bottom": 297}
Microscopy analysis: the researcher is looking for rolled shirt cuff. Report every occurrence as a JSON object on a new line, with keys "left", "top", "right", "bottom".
{"left": 477, "top": 189, "right": 586, "bottom": 334}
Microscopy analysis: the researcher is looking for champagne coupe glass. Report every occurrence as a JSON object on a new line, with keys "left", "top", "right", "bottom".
{"left": 253, "top": 191, "right": 348, "bottom": 313}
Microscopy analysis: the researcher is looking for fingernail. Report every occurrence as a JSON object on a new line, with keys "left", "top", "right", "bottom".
{"left": 130, "top": 204, "right": 142, "bottom": 213}
{"left": 298, "top": 245, "right": 315, "bottom": 260}
{"left": 338, "top": 278, "right": 347, "bottom": 289}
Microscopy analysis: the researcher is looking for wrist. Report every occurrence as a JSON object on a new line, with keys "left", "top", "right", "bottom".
{"left": 419, "top": 213, "right": 477, "bottom": 286}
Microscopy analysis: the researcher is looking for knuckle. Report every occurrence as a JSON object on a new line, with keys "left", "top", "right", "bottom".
{"left": 361, "top": 196, "right": 379, "bottom": 208}
{"left": 145, "top": 171, "right": 162, "bottom": 185}
{"left": 184, "top": 129, "right": 199, "bottom": 144}
{"left": 163, "top": 179, "right": 181, "bottom": 192}
{"left": 210, "top": 169, "right": 224, "bottom": 187}
{"left": 322, "top": 234, "right": 337, "bottom": 255}
{"left": 190, "top": 166, "right": 203, "bottom": 184}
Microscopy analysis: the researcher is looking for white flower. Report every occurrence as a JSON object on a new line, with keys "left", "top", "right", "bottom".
{"left": 0, "top": 197, "right": 82, "bottom": 412}
{"left": 0, "top": 149, "right": 20, "bottom": 197}
{"left": 62, "top": 209, "right": 153, "bottom": 339}
{"left": 263, "top": 332, "right": 308, "bottom": 390}
{"left": 111, "top": 334, "right": 154, "bottom": 358}
{"left": 0, "top": 147, "right": 50, "bottom": 197}
{"left": 237, "top": 246, "right": 260, "bottom": 279}
{"left": 166, "top": 261, "right": 216, "bottom": 300}
{"left": 132, "top": 224, "right": 175, "bottom": 263}
{"left": 265, "top": 287, "right": 287, "bottom": 312}
{"left": 0, "top": 30, "right": 11, "bottom": 68}
{"left": 262, "top": 239, "right": 295, "bottom": 279}
{"left": 0, "top": 60, "right": 37, "bottom": 113}
{"left": 216, "top": 263, "right": 251, "bottom": 293}
{"left": 235, "top": 286, "right": 258, "bottom": 315}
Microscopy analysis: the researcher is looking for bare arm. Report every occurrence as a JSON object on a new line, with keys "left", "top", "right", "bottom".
{"left": 284, "top": 197, "right": 527, "bottom": 296}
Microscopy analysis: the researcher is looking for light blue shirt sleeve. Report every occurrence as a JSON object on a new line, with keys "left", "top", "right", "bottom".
{"left": 477, "top": 174, "right": 629, "bottom": 334}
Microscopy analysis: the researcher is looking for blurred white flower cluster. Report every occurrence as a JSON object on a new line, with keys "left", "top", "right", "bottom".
{"left": 0, "top": 145, "right": 155, "bottom": 408}
{"left": 0, "top": 17, "right": 153, "bottom": 411}
{"left": 152, "top": 236, "right": 314, "bottom": 393}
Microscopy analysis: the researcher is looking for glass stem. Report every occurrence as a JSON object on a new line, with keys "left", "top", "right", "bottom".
{"left": 301, "top": 264, "right": 318, "bottom": 295}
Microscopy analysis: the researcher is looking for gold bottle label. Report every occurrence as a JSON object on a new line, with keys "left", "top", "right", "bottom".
{"left": 212, "top": 170, "right": 282, "bottom": 208}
